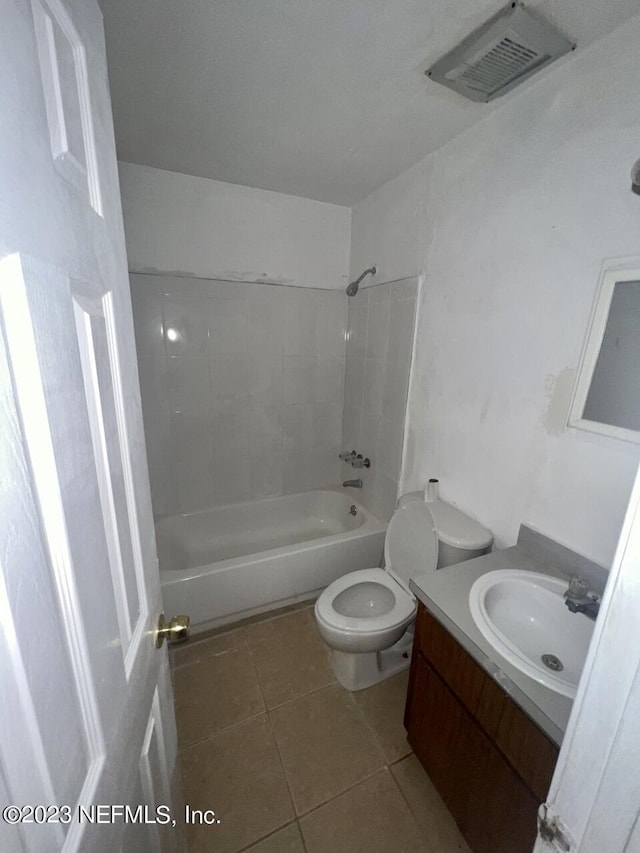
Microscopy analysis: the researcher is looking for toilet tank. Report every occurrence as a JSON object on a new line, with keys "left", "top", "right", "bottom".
{"left": 427, "top": 500, "right": 493, "bottom": 569}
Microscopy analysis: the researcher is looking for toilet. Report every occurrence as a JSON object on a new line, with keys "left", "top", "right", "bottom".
{"left": 315, "top": 495, "right": 493, "bottom": 691}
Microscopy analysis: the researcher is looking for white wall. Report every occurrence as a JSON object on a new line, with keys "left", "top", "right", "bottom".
{"left": 118, "top": 162, "right": 351, "bottom": 289}
{"left": 350, "top": 16, "right": 640, "bottom": 567}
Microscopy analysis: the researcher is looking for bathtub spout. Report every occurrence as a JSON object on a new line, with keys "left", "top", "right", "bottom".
{"left": 343, "top": 479, "right": 363, "bottom": 488}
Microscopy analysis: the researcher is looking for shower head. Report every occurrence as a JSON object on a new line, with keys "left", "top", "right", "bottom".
{"left": 632, "top": 159, "right": 640, "bottom": 195}
{"left": 346, "top": 266, "right": 376, "bottom": 296}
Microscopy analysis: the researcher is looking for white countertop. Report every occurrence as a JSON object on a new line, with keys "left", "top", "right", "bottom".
{"left": 410, "top": 544, "right": 577, "bottom": 746}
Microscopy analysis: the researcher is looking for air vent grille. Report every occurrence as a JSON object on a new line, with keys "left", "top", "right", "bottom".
{"left": 456, "top": 36, "right": 546, "bottom": 95}
{"left": 426, "top": 3, "right": 573, "bottom": 102}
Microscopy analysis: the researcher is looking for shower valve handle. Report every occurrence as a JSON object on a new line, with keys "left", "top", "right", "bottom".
{"left": 352, "top": 455, "right": 371, "bottom": 469}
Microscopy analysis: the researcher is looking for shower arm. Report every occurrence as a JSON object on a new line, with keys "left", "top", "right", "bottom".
{"left": 346, "top": 266, "right": 376, "bottom": 296}
{"left": 351, "top": 266, "right": 376, "bottom": 288}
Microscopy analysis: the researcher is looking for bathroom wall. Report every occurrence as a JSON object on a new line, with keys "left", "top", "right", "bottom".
{"left": 130, "top": 274, "right": 346, "bottom": 517}
{"left": 342, "top": 278, "right": 419, "bottom": 522}
{"left": 118, "top": 162, "right": 351, "bottom": 289}
{"left": 350, "top": 15, "right": 640, "bottom": 566}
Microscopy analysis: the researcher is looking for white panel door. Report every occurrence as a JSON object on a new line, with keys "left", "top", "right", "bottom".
{"left": 0, "top": 1, "right": 182, "bottom": 851}
{"left": 534, "top": 460, "right": 640, "bottom": 853}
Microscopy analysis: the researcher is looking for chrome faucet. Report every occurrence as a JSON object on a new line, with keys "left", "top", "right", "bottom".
{"left": 343, "top": 478, "right": 363, "bottom": 488}
{"left": 563, "top": 576, "right": 601, "bottom": 620}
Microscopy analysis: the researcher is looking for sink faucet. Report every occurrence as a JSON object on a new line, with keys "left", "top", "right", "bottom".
{"left": 563, "top": 576, "right": 601, "bottom": 620}
{"left": 343, "top": 479, "right": 363, "bottom": 488}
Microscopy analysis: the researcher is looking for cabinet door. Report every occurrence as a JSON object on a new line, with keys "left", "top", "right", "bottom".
{"left": 407, "top": 652, "right": 539, "bottom": 853}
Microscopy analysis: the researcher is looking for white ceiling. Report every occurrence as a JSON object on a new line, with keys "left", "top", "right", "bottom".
{"left": 99, "top": 0, "right": 640, "bottom": 206}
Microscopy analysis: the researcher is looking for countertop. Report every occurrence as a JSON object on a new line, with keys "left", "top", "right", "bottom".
{"left": 409, "top": 542, "right": 580, "bottom": 746}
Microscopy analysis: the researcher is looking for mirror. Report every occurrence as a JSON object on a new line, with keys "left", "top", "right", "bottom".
{"left": 568, "top": 263, "right": 640, "bottom": 444}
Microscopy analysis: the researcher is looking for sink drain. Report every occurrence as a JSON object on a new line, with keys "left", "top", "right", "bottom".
{"left": 542, "top": 654, "right": 563, "bottom": 672}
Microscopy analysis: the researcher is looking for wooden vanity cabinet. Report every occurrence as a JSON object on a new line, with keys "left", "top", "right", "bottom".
{"left": 404, "top": 602, "right": 559, "bottom": 853}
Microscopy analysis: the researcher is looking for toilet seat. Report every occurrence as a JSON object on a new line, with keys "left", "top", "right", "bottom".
{"left": 315, "top": 568, "right": 417, "bottom": 635}
{"left": 315, "top": 498, "right": 438, "bottom": 638}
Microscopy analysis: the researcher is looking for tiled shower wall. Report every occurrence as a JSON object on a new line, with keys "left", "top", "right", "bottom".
{"left": 342, "top": 277, "right": 418, "bottom": 521}
{"left": 130, "top": 274, "right": 346, "bottom": 517}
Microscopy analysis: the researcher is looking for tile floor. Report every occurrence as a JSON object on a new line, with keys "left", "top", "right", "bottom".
{"left": 172, "top": 605, "right": 470, "bottom": 853}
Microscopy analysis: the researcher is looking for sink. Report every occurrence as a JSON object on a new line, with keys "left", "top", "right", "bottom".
{"left": 469, "top": 570, "right": 595, "bottom": 698}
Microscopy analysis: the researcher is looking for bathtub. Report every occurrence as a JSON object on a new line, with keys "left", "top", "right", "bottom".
{"left": 157, "top": 489, "right": 387, "bottom": 632}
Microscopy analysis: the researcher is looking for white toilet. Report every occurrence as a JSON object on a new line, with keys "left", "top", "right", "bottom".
{"left": 315, "top": 495, "right": 493, "bottom": 691}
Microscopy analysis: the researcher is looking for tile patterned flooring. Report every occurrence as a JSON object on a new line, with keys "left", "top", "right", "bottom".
{"left": 172, "top": 605, "right": 470, "bottom": 853}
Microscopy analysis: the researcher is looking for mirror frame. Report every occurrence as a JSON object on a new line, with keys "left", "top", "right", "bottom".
{"left": 568, "top": 259, "right": 640, "bottom": 445}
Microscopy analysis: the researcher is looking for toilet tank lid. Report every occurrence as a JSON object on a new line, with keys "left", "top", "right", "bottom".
{"left": 428, "top": 500, "right": 493, "bottom": 550}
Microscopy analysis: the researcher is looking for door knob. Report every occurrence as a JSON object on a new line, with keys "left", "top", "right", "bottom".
{"left": 155, "top": 613, "right": 190, "bottom": 649}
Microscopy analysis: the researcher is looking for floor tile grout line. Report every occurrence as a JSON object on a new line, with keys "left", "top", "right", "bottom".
{"left": 269, "top": 679, "right": 413, "bottom": 820}
{"left": 246, "top": 640, "right": 276, "bottom": 707}
{"left": 267, "top": 694, "right": 305, "bottom": 842}
{"left": 173, "top": 624, "right": 249, "bottom": 653}
{"left": 245, "top": 618, "right": 306, "bottom": 848}
{"left": 245, "top": 636, "right": 333, "bottom": 713}
{"left": 267, "top": 684, "right": 387, "bottom": 821}
{"left": 244, "top": 603, "right": 317, "bottom": 645}
{"left": 246, "top": 615, "right": 336, "bottom": 853}
{"left": 173, "top": 640, "right": 267, "bottom": 751}
{"left": 247, "top": 633, "right": 269, "bottom": 711}
{"left": 236, "top": 818, "right": 301, "bottom": 853}
{"left": 348, "top": 687, "right": 401, "bottom": 767}
{"left": 246, "top": 612, "right": 337, "bottom": 711}
{"left": 263, "top": 677, "right": 338, "bottom": 713}
{"left": 177, "top": 708, "right": 269, "bottom": 754}
{"left": 295, "top": 765, "right": 392, "bottom": 822}
{"left": 184, "top": 600, "right": 315, "bottom": 650}
{"left": 175, "top": 610, "right": 335, "bottom": 751}
{"left": 172, "top": 638, "right": 250, "bottom": 672}
{"left": 179, "top": 708, "right": 299, "bottom": 852}
{"left": 299, "top": 818, "right": 309, "bottom": 853}
{"left": 388, "top": 759, "right": 441, "bottom": 853}
{"left": 246, "top": 612, "right": 324, "bottom": 657}
{"left": 173, "top": 602, "right": 316, "bottom": 671}
{"left": 250, "top": 624, "right": 404, "bottom": 819}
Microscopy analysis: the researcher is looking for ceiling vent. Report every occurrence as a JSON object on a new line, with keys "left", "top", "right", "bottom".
{"left": 425, "top": 2, "right": 574, "bottom": 103}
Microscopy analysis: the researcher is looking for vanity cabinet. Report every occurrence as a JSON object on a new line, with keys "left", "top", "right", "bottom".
{"left": 404, "top": 601, "right": 559, "bottom": 853}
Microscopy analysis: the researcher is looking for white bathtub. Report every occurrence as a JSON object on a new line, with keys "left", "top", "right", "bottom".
{"left": 157, "top": 489, "right": 387, "bottom": 632}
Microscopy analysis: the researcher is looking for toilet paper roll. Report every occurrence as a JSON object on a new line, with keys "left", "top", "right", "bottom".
{"left": 425, "top": 478, "right": 439, "bottom": 503}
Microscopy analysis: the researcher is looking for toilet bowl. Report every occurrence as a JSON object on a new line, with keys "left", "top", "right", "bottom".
{"left": 315, "top": 495, "right": 492, "bottom": 691}
{"left": 315, "top": 568, "right": 417, "bottom": 653}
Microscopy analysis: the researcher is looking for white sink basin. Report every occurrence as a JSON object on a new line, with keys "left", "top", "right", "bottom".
{"left": 469, "top": 570, "right": 595, "bottom": 698}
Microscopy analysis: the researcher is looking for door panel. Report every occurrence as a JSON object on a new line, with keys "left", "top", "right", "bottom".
{"left": 73, "top": 286, "right": 148, "bottom": 673}
{"left": 137, "top": 688, "right": 178, "bottom": 853}
{"left": 0, "top": 256, "right": 106, "bottom": 831}
{"left": 0, "top": 1, "right": 179, "bottom": 850}
{"left": 31, "top": 0, "right": 103, "bottom": 214}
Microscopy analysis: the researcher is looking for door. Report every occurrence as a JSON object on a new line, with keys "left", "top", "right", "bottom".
{"left": 534, "top": 460, "right": 640, "bottom": 853}
{"left": 0, "top": 1, "right": 181, "bottom": 851}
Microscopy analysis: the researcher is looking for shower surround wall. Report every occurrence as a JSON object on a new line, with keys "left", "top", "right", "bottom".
{"left": 342, "top": 278, "right": 418, "bottom": 522}
{"left": 130, "top": 274, "right": 347, "bottom": 517}
{"left": 121, "top": 163, "right": 418, "bottom": 525}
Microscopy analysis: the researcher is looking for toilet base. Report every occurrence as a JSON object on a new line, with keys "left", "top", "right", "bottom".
{"left": 327, "top": 627, "right": 414, "bottom": 691}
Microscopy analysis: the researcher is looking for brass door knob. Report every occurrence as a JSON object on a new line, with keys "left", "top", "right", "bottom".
{"left": 155, "top": 613, "right": 191, "bottom": 649}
